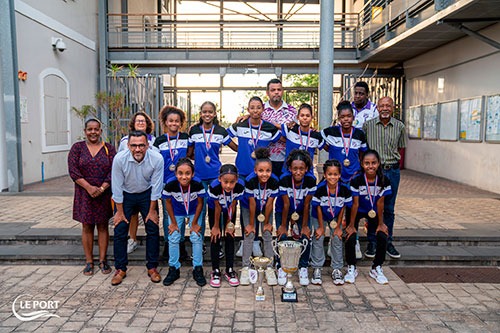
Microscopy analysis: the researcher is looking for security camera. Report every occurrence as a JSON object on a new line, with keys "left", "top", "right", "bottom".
{"left": 51, "top": 37, "right": 66, "bottom": 52}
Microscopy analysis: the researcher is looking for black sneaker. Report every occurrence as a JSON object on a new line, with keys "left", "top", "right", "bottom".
{"left": 179, "top": 241, "right": 188, "bottom": 262}
{"left": 163, "top": 267, "right": 180, "bottom": 286}
{"left": 193, "top": 266, "right": 207, "bottom": 287}
{"left": 386, "top": 243, "right": 401, "bottom": 259}
{"left": 365, "top": 242, "right": 376, "bottom": 259}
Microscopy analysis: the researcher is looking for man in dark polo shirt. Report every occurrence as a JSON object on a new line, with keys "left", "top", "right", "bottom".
{"left": 363, "top": 97, "right": 407, "bottom": 259}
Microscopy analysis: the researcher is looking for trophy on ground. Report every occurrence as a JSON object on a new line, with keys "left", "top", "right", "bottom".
{"left": 250, "top": 256, "right": 272, "bottom": 301}
{"left": 272, "top": 239, "right": 308, "bottom": 302}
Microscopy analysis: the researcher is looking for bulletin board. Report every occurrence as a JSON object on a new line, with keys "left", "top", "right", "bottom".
{"left": 406, "top": 105, "right": 422, "bottom": 139}
{"left": 422, "top": 104, "right": 438, "bottom": 140}
{"left": 439, "top": 100, "right": 459, "bottom": 141}
{"left": 485, "top": 94, "right": 500, "bottom": 143}
{"left": 459, "top": 97, "right": 483, "bottom": 142}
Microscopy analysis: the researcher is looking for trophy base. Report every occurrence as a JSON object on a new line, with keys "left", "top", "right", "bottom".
{"left": 281, "top": 288, "right": 298, "bottom": 302}
{"left": 255, "top": 295, "right": 265, "bottom": 301}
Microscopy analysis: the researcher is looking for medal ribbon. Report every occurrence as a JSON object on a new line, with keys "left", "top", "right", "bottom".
{"left": 341, "top": 127, "right": 353, "bottom": 158}
{"left": 327, "top": 184, "right": 338, "bottom": 220}
{"left": 179, "top": 184, "right": 191, "bottom": 215}
{"left": 249, "top": 119, "right": 262, "bottom": 148}
{"left": 167, "top": 132, "right": 179, "bottom": 165}
{"left": 291, "top": 178, "right": 303, "bottom": 212}
{"left": 299, "top": 127, "right": 311, "bottom": 150}
{"left": 258, "top": 183, "right": 267, "bottom": 213}
{"left": 224, "top": 190, "right": 234, "bottom": 219}
{"left": 364, "top": 174, "right": 378, "bottom": 212}
{"left": 202, "top": 125, "right": 215, "bottom": 152}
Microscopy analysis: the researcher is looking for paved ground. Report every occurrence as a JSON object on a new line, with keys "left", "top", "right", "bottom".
{"left": 1, "top": 265, "right": 499, "bottom": 332}
{"left": 0, "top": 149, "right": 499, "bottom": 332}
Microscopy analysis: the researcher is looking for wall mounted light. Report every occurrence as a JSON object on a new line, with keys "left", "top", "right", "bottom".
{"left": 51, "top": 37, "right": 67, "bottom": 52}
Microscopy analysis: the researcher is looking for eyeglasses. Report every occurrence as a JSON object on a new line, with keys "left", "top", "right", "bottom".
{"left": 135, "top": 120, "right": 146, "bottom": 124}
{"left": 130, "top": 144, "right": 147, "bottom": 149}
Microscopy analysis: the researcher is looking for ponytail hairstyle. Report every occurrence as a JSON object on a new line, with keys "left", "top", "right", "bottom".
{"left": 286, "top": 149, "right": 312, "bottom": 171}
{"left": 360, "top": 149, "right": 385, "bottom": 184}
{"left": 219, "top": 164, "right": 238, "bottom": 177}
{"left": 323, "top": 159, "right": 342, "bottom": 174}
{"left": 254, "top": 147, "right": 271, "bottom": 167}
{"left": 248, "top": 96, "right": 264, "bottom": 107}
{"left": 298, "top": 103, "right": 313, "bottom": 116}
{"left": 175, "top": 157, "right": 195, "bottom": 173}
{"left": 196, "top": 101, "right": 220, "bottom": 126}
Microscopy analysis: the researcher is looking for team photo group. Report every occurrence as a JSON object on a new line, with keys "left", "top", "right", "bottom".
{"left": 68, "top": 78, "right": 407, "bottom": 294}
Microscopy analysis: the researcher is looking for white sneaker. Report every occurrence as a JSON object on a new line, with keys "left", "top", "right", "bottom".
{"left": 332, "top": 269, "right": 345, "bottom": 285}
{"left": 355, "top": 239, "right": 363, "bottom": 259}
{"left": 265, "top": 267, "right": 278, "bottom": 286}
{"left": 311, "top": 268, "right": 322, "bottom": 285}
{"left": 127, "top": 239, "right": 138, "bottom": 254}
{"left": 240, "top": 267, "right": 250, "bottom": 285}
{"left": 344, "top": 265, "right": 358, "bottom": 284}
{"left": 277, "top": 267, "right": 287, "bottom": 286}
{"left": 299, "top": 267, "right": 309, "bottom": 286}
{"left": 369, "top": 265, "right": 389, "bottom": 285}
{"left": 252, "top": 241, "right": 263, "bottom": 257}
{"left": 236, "top": 240, "right": 243, "bottom": 257}
{"left": 327, "top": 238, "right": 332, "bottom": 258}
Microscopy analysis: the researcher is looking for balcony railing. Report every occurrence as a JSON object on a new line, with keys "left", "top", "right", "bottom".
{"left": 107, "top": 12, "right": 359, "bottom": 49}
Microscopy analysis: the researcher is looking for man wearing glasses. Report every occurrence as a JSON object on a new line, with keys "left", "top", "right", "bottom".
{"left": 111, "top": 131, "right": 164, "bottom": 286}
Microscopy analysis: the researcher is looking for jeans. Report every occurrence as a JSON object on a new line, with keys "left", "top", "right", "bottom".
{"left": 161, "top": 198, "right": 173, "bottom": 242}
{"left": 275, "top": 211, "right": 311, "bottom": 269}
{"left": 240, "top": 207, "right": 274, "bottom": 267}
{"left": 310, "top": 217, "right": 343, "bottom": 270}
{"left": 114, "top": 188, "right": 159, "bottom": 271}
{"left": 167, "top": 215, "right": 203, "bottom": 269}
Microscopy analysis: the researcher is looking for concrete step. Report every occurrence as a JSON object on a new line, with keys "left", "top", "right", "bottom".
{"left": 0, "top": 243, "right": 498, "bottom": 266}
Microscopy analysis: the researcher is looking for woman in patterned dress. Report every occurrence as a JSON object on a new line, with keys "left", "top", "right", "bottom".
{"left": 68, "top": 118, "right": 116, "bottom": 275}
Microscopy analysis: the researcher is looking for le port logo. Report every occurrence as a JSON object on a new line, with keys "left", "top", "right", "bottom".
{"left": 12, "top": 294, "right": 60, "bottom": 322}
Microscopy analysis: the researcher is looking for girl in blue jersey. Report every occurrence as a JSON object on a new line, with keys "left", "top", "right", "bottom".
{"left": 188, "top": 101, "right": 238, "bottom": 257}
{"left": 153, "top": 106, "right": 189, "bottom": 260}
{"left": 239, "top": 148, "right": 280, "bottom": 286}
{"left": 227, "top": 96, "right": 281, "bottom": 178}
{"left": 311, "top": 159, "right": 352, "bottom": 286}
{"left": 275, "top": 149, "right": 316, "bottom": 287}
{"left": 162, "top": 158, "right": 206, "bottom": 287}
{"left": 346, "top": 150, "right": 392, "bottom": 285}
{"left": 208, "top": 164, "right": 246, "bottom": 288}
{"left": 280, "top": 103, "right": 324, "bottom": 174}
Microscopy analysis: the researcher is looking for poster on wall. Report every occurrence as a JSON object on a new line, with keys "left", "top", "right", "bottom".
{"left": 459, "top": 97, "right": 483, "bottom": 142}
{"left": 406, "top": 105, "right": 421, "bottom": 139}
{"left": 485, "top": 94, "right": 500, "bottom": 142}
{"left": 422, "top": 104, "right": 438, "bottom": 140}
{"left": 439, "top": 100, "right": 459, "bottom": 141}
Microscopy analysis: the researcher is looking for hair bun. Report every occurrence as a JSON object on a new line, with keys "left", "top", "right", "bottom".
{"left": 254, "top": 147, "right": 270, "bottom": 160}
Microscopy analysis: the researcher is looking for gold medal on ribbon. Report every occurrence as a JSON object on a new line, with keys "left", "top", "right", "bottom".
{"left": 251, "top": 151, "right": 256, "bottom": 159}
{"left": 343, "top": 159, "right": 350, "bottom": 167}
{"left": 291, "top": 212, "right": 300, "bottom": 221}
{"left": 205, "top": 155, "right": 211, "bottom": 163}
{"left": 257, "top": 214, "right": 265, "bottom": 223}
{"left": 169, "top": 164, "right": 175, "bottom": 172}
{"left": 226, "top": 221, "right": 235, "bottom": 232}
{"left": 368, "top": 209, "right": 376, "bottom": 218}
{"left": 329, "top": 220, "right": 337, "bottom": 229}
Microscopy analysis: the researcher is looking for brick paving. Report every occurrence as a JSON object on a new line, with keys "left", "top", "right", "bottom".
{"left": 0, "top": 265, "right": 499, "bottom": 332}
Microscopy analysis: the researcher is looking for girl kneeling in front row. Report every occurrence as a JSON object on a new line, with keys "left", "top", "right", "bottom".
{"left": 311, "top": 159, "right": 352, "bottom": 285}
{"left": 208, "top": 164, "right": 246, "bottom": 287}
{"left": 346, "top": 149, "right": 392, "bottom": 284}
{"left": 240, "top": 148, "right": 280, "bottom": 286}
{"left": 162, "top": 158, "right": 206, "bottom": 287}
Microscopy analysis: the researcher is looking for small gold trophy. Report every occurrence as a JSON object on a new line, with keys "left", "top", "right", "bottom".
{"left": 250, "top": 256, "right": 272, "bottom": 301}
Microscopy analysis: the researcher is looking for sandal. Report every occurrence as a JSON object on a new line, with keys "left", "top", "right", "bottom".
{"left": 99, "top": 261, "right": 112, "bottom": 275}
{"left": 83, "top": 262, "right": 94, "bottom": 276}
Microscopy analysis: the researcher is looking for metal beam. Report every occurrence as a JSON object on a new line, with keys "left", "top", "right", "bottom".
{"left": 443, "top": 22, "right": 500, "bottom": 50}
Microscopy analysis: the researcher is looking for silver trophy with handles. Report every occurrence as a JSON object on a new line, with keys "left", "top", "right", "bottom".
{"left": 272, "top": 239, "right": 308, "bottom": 302}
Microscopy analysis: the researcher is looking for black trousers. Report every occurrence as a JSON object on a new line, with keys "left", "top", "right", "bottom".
{"left": 208, "top": 207, "right": 235, "bottom": 271}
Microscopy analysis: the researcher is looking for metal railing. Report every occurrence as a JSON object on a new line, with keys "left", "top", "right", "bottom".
{"left": 107, "top": 12, "right": 359, "bottom": 49}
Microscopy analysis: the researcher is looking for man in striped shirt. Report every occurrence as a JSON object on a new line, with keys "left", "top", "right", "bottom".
{"left": 363, "top": 96, "right": 407, "bottom": 259}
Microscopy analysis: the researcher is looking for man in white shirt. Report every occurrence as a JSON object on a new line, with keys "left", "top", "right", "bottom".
{"left": 111, "top": 131, "right": 164, "bottom": 286}
{"left": 351, "top": 81, "right": 379, "bottom": 129}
